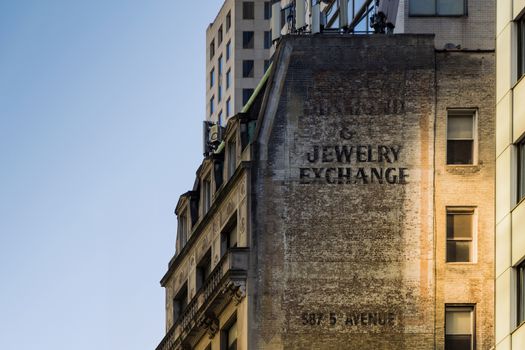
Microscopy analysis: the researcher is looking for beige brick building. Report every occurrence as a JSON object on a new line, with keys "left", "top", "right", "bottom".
{"left": 495, "top": 1, "right": 525, "bottom": 350}
{"left": 205, "top": 0, "right": 272, "bottom": 124}
{"left": 156, "top": 1, "right": 496, "bottom": 349}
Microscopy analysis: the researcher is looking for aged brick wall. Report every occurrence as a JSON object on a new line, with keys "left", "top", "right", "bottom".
{"left": 250, "top": 35, "right": 438, "bottom": 350}
{"left": 434, "top": 51, "right": 495, "bottom": 350}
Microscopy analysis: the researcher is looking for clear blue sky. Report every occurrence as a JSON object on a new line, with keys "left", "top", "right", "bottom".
{"left": 0, "top": 1, "right": 223, "bottom": 349}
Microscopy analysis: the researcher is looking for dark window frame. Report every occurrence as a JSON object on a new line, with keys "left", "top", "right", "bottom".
{"left": 209, "top": 39, "right": 215, "bottom": 61}
{"left": 409, "top": 0, "right": 468, "bottom": 17}
{"left": 264, "top": 1, "right": 271, "bottom": 20}
{"left": 446, "top": 109, "right": 477, "bottom": 165}
{"left": 173, "top": 283, "right": 188, "bottom": 324}
{"left": 226, "top": 11, "right": 232, "bottom": 31}
{"left": 218, "top": 25, "right": 223, "bottom": 45}
{"left": 196, "top": 249, "right": 212, "bottom": 291}
{"left": 446, "top": 207, "right": 475, "bottom": 263}
{"left": 264, "top": 30, "right": 272, "bottom": 49}
{"left": 221, "top": 313, "right": 238, "bottom": 350}
{"left": 518, "top": 138, "right": 525, "bottom": 204}
{"left": 242, "top": 1, "right": 255, "bottom": 20}
{"left": 518, "top": 15, "right": 525, "bottom": 80}
{"left": 242, "top": 88, "right": 254, "bottom": 105}
{"left": 243, "top": 31, "right": 254, "bottom": 49}
{"left": 242, "top": 60, "right": 254, "bottom": 78}
{"left": 444, "top": 304, "right": 475, "bottom": 350}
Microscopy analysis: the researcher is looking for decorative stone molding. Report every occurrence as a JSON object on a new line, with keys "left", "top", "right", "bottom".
{"left": 198, "top": 313, "right": 220, "bottom": 338}
{"left": 222, "top": 280, "right": 247, "bottom": 305}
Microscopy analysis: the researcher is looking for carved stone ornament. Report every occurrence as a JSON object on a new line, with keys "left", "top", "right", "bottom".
{"left": 198, "top": 313, "right": 220, "bottom": 338}
{"left": 222, "top": 280, "right": 247, "bottom": 305}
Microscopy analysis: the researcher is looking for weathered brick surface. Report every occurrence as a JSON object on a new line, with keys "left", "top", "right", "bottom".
{"left": 248, "top": 35, "right": 494, "bottom": 349}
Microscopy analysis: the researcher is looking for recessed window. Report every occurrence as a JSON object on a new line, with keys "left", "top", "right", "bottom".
{"left": 173, "top": 283, "right": 188, "bottom": 323}
{"left": 518, "top": 261, "right": 525, "bottom": 325}
{"left": 202, "top": 175, "right": 211, "bottom": 214}
{"left": 227, "top": 139, "right": 237, "bottom": 179}
{"left": 242, "top": 60, "right": 254, "bottom": 78}
{"left": 264, "top": 1, "right": 271, "bottom": 20}
{"left": 178, "top": 211, "right": 189, "bottom": 248}
{"left": 446, "top": 208, "right": 474, "bottom": 263}
{"left": 445, "top": 306, "right": 474, "bottom": 350}
{"left": 242, "top": 89, "right": 254, "bottom": 105}
{"left": 218, "top": 110, "right": 223, "bottom": 126}
{"left": 243, "top": 31, "right": 254, "bottom": 49}
{"left": 196, "top": 249, "right": 212, "bottom": 291}
{"left": 221, "top": 316, "right": 238, "bottom": 350}
{"left": 410, "top": 0, "right": 466, "bottom": 16}
{"left": 221, "top": 215, "right": 238, "bottom": 257}
{"left": 218, "top": 25, "right": 223, "bottom": 45}
{"left": 218, "top": 84, "right": 222, "bottom": 102}
{"left": 210, "top": 96, "right": 215, "bottom": 116}
{"left": 226, "top": 40, "right": 231, "bottom": 61}
{"left": 210, "top": 68, "right": 215, "bottom": 88}
{"left": 218, "top": 55, "right": 223, "bottom": 77}
{"left": 518, "top": 139, "right": 525, "bottom": 203}
{"left": 518, "top": 16, "right": 525, "bottom": 79}
{"left": 264, "top": 59, "right": 271, "bottom": 72}
{"left": 226, "top": 69, "right": 231, "bottom": 89}
{"left": 226, "top": 11, "right": 231, "bottom": 31}
{"left": 264, "top": 31, "right": 272, "bottom": 49}
{"left": 447, "top": 110, "right": 476, "bottom": 165}
{"left": 226, "top": 98, "right": 231, "bottom": 117}
{"left": 243, "top": 2, "right": 254, "bottom": 20}
{"left": 210, "top": 39, "right": 215, "bottom": 61}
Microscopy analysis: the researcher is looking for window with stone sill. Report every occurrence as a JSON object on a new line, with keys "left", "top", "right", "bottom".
{"left": 178, "top": 211, "right": 189, "bottom": 248}
{"left": 173, "top": 283, "right": 188, "bottom": 324}
{"left": 518, "top": 15, "right": 525, "bottom": 79}
{"left": 221, "top": 315, "right": 237, "bottom": 350}
{"left": 445, "top": 305, "right": 475, "bottom": 350}
{"left": 447, "top": 109, "right": 477, "bottom": 165}
{"left": 196, "top": 249, "right": 212, "bottom": 291}
{"left": 446, "top": 208, "right": 475, "bottom": 263}
{"left": 202, "top": 174, "right": 212, "bottom": 214}
{"left": 221, "top": 215, "right": 238, "bottom": 258}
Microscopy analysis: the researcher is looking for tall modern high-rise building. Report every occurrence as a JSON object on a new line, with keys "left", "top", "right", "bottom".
{"left": 156, "top": 1, "right": 496, "bottom": 349}
{"left": 205, "top": 0, "right": 273, "bottom": 124}
{"left": 495, "top": 1, "right": 525, "bottom": 350}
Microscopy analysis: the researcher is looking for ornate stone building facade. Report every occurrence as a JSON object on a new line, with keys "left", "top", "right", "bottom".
{"left": 157, "top": 1, "right": 496, "bottom": 349}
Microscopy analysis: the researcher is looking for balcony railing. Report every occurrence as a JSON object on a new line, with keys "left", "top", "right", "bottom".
{"left": 155, "top": 248, "right": 249, "bottom": 350}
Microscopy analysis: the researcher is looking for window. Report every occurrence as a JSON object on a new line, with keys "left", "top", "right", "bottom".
{"left": 218, "top": 55, "right": 223, "bottom": 76}
{"left": 173, "top": 283, "right": 188, "bottom": 323}
{"left": 226, "top": 98, "right": 231, "bottom": 117}
{"left": 226, "top": 11, "right": 231, "bottom": 31}
{"left": 243, "top": 1, "right": 254, "bottom": 20}
{"left": 242, "top": 60, "right": 254, "bottom": 78}
{"left": 518, "top": 139, "right": 525, "bottom": 203}
{"left": 227, "top": 140, "right": 237, "bottom": 179}
{"left": 518, "top": 261, "right": 525, "bottom": 325}
{"left": 226, "top": 40, "right": 231, "bottom": 61}
{"left": 226, "top": 69, "right": 231, "bottom": 89}
{"left": 410, "top": 0, "right": 466, "bottom": 16}
{"left": 264, "top": 1, "right": 271, "bottom": 19}
{"left": 218, "top": 25, "right": 223, "bottom": 45}
{"left": 446, "top": 208, "right": 474, "bottom": 263}
{"left": 264, "top": 59, "right": 271, "bottom": 72}
{"left": 218, "top": 84, "right": 222, "bottom": 102}
{"left": 210, "top": 39, "right": 215, "bottom": 61}
{"left": 519, "top": 16, "right": 525, "bottom": 79}
{"left": 178, "top": 212, "right": 188, "bottom": 248}
{"left": 242, "top": 89, "right": 254, "bottom": 105}
{"left": 218, "top": 110, "right": 223, "bottom": 126}
{"left": 202, "top": 175, "right": 211, "bottom": 214}
{"left": 243, "top": 31, "right": 254, "bottom": 49}
{"left": 221, "top": 215, "right": 237, "bottom": 257}
{"left": 445, "top": 306, "right": 474, "bottom": 350}
{"left": 221, "top": 316, "right": 237, "bottom": 350}
{"left": 210, "top": 68, "right": 215, "bottom": 88}
{"left": 196, "top": 249, "right": 212, "bottom": 291}
{"left": 210, "top": 96, "right": 215, "bottom": 116}
{"left": 447, "top": 110, "right": 476, "bottom": 165}
{"left": 264, "top": 31, "right": 272, "bottom": 49}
